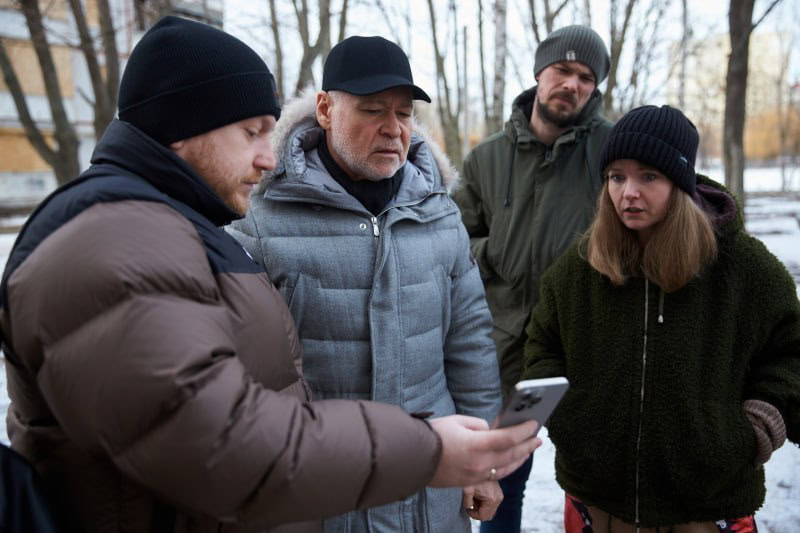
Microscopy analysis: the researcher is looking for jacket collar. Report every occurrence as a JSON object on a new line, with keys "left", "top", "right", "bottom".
{"left": 91, "top": 119, "right": 240, "bottom": 226}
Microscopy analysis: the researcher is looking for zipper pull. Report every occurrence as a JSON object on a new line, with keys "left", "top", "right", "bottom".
{"left": 371, "top": 216, "right": 379, "bottom": 237}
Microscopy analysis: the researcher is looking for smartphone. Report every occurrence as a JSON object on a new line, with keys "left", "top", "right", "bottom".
{"left": 495, "top": 377, "right": 570, "bottom": 430}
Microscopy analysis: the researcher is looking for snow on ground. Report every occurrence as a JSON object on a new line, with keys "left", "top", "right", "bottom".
{"left": 1, "top": 169, "right": 799, "bottom": 530}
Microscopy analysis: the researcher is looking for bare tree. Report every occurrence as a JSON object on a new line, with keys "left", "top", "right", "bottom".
{"left": 371, "top": 0, "right": 410, "bottom": 48}
{"left": 68, "top": 0, "right": 119, "bottom": 139}
{"left": 772, "top": 7, "right": 796, "bottom": 190}
{"left": 0, "top": 0, "right": 80, "bottom": 185}
{"left": 290, "top": 0, "right": 350, "bottom": 96}
{"left": 267, "top": 0, "right": 285, "bottom": 100}
{"left": 293, "top": 0, "right": 330, "bottom": 94}
{"left": 679, "top": 0, "right": 688, "bottom": 109}
{"left": 615, "top": 0, "right": 667, "bottom": 113}
{"left": 527, "top": 0, "right": 571, "bottom": 43}
{"left": 582, "top": 0, "right": 591, "bottom": 26}
{"left": 477, "top": 0, "right": 491, "bottom": 128}
{"left": 462, "top": 25, "right": 468, "bottom": 143}
{"left": 489, "top": 0, "right": 507, "bottom": 134}
{"left": 604, "top": 0, "right": 637, "bottom": 116}
{"left": 723, "top": 0, "right": 782, "bottom": 205}
{"left": 426, "top": 0, "right": 462, "bottom": 166}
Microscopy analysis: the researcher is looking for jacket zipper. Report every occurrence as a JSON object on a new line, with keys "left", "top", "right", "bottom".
{"left": 634, "top": 277, "right": 650, "bottom": 532}
{"left": 367, "top": 190, "right": 450, "bottom": 239}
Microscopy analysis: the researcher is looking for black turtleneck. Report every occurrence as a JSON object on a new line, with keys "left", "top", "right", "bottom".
{"left": 318, "top": 132, "right": 403, "bottom": 216}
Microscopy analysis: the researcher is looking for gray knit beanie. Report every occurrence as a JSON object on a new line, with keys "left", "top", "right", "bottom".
{"left": 534, "top": 25, "right": 610, "bottom": 83}
{"left": 599, "top": 105, "right": 699, "bottom": 196}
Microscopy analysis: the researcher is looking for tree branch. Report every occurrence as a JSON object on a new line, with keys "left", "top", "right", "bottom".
{"left": 97, "top": 0, "right": 119, "bottom": 108}
{"left": 0, "top": 38, "right": 56, "bottom": 167}
{"left": 68, "top": 0, "right": 111, "bottom": 139}
{"left": 751, "top": 0, "right": 782, "bottom": 32}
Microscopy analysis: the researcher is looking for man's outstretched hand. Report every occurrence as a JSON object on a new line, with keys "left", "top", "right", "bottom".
{"left": 428, "top": 415, "right": 540, "bottom": 488}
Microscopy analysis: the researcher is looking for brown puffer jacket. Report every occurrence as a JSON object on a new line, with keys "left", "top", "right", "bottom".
{"left": 0, "top": 120, "right": 441, "bottom": 532}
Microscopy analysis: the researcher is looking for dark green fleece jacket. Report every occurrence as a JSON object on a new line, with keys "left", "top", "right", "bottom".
{"left": 456, "top": 87, "right": 612, "bottom": 397}
{"left": 523, "top": 177, "right": 800, "bottom": 526}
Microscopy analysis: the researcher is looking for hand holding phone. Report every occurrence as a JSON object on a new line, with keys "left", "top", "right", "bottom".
{"left": 495, "top": 377, "right": 569, "bottom": 430}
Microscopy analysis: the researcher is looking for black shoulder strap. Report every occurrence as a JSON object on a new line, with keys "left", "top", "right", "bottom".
{"left": 0, "top": 443, "right": 62, "bottom": 533}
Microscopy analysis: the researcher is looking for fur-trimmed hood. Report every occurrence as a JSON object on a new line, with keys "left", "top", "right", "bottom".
{"left": 258, "top": 90, "right": 459, "bottom": 194}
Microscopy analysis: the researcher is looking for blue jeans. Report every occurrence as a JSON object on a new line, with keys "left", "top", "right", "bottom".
{"left": 479, "top": 454, "right": 533, "bottom": 533}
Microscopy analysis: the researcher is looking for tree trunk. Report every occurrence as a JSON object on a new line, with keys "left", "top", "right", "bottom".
{"left": 268, "top": 0, "right": 284, "bottom": 100}
{"left": 477, "top": 0, "right": 490, "bottom": 129}
{"left": 293, "top": 0, "right": 331, "bottom": 95}
{"left": 604, "top": 0, "right": 637, "bottom": 116}
{"left": 68, "top": 0, "right": 115, "bottom": 139}
{"left": 723, "top": 0, "right": 754, "bottom": 205}
{"left": 15, "top": 0, "right": 81, "bottom": 184}
{"left": 679, "top": 0, "right": 688, "bottom": 109}
{"left": 0, "top": 40, "right": 57, "bottom": 167}
{"left": 97, "top": 0, "right": 120, "bottom": 117}
{"left": 462, "top": 25, "right": 468, "bottom": 144}
{"left": 426, "top": 0, "right": 462, "bottom": 167}
{"left": 543, "top": 0, "right": 570, "bottom": 33}
{"left": 490, "top": 0, "right": 506, "bottom": 133}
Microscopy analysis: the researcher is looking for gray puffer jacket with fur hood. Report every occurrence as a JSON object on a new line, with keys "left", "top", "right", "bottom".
{"left": 229, "top": 92, "right": 501, "bottom": 533}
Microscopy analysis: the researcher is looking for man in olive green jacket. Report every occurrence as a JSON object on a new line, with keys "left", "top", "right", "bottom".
{"left": 454, "top": 25, "right": 613, "bottom": 532}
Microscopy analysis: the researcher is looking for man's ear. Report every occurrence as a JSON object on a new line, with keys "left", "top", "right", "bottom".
{"left": 316, "top": 91, "right": 332, "bottom": 130}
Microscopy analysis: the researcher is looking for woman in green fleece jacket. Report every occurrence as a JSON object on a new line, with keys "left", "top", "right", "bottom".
{"left": 523, "top": 105, "right": 800, "bottom": 533}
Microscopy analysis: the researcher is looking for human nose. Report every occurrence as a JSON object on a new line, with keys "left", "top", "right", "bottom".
{"left": 254, "top": 139, "right": 276, "bottom": 172}
{"left": 561, "top": 74, "right": 579, "bottom": 93}
{"left": 622, "top": 180, "right": 640, "bottom": 199}
{"left": 379, "top": 113, "right": 402, "bottom": 138}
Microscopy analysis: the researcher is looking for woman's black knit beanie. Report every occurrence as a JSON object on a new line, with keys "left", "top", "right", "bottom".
{"left": 599, "top": 105, "right": 699, "bottom": 196}
{"left": 118, "top": 16, "right": 280, "bottom": 145}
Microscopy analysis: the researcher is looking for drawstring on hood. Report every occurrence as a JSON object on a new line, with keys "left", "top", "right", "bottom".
{"left": 658, "top": 290, "right": 664, "bottom": 324}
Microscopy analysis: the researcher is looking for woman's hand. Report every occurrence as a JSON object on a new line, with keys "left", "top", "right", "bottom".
{"left": 462, "top": 479, "right": 504, "bottom": 521}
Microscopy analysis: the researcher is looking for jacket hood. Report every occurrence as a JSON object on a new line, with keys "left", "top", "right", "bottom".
{"left": 505, "top": 86, "right": 606, "bottom": 144}
{"left": 92, "top": 119, "right": 240, "bottom": 226}
{"left": 259, "top": 89, "right": 459, "bottom": 194}
{"left": 693, "top": 174, "right": 742, "bottom": 236}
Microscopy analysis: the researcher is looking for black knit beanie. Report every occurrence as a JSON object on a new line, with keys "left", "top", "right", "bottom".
{"left": 534, "top": 25, "right": 610, "bottom": 83}
{"left": 118, "top": 16, "right": 280, "bottom": 145}
{"left": 599, "top": 105, "right": 699, "bottom": 196}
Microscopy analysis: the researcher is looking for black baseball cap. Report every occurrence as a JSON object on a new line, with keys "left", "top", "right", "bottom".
{"left": 322, "top": 36, "right": 431, "bottom": 102}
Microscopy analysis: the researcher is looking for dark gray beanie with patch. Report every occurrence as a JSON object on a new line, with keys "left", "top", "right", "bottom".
{"left": 534, "top": 25, "right": 610, "bottom": 83}
{"left": 599, "top": 105, "right": 699, "bottom": 196}
{"left": 118, "top": 16, "right": 280, "bottom": 145}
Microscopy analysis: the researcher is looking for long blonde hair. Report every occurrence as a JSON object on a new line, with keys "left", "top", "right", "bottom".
{"left": 584, "top": 181, "right": 718, "bottom": 292}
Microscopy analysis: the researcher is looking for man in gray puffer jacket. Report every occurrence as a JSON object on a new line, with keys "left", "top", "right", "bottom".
{"left": 229, "top": 36, "right": 502, "bottom": 532}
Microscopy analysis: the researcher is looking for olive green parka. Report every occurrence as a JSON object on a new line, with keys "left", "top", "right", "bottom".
{"left": 455, "top": 87, "right": 612, "bottom": 395}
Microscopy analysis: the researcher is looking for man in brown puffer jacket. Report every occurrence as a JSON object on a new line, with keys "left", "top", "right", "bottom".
{"left": 0, "top": 16, "right": 539, "bottom": 533}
